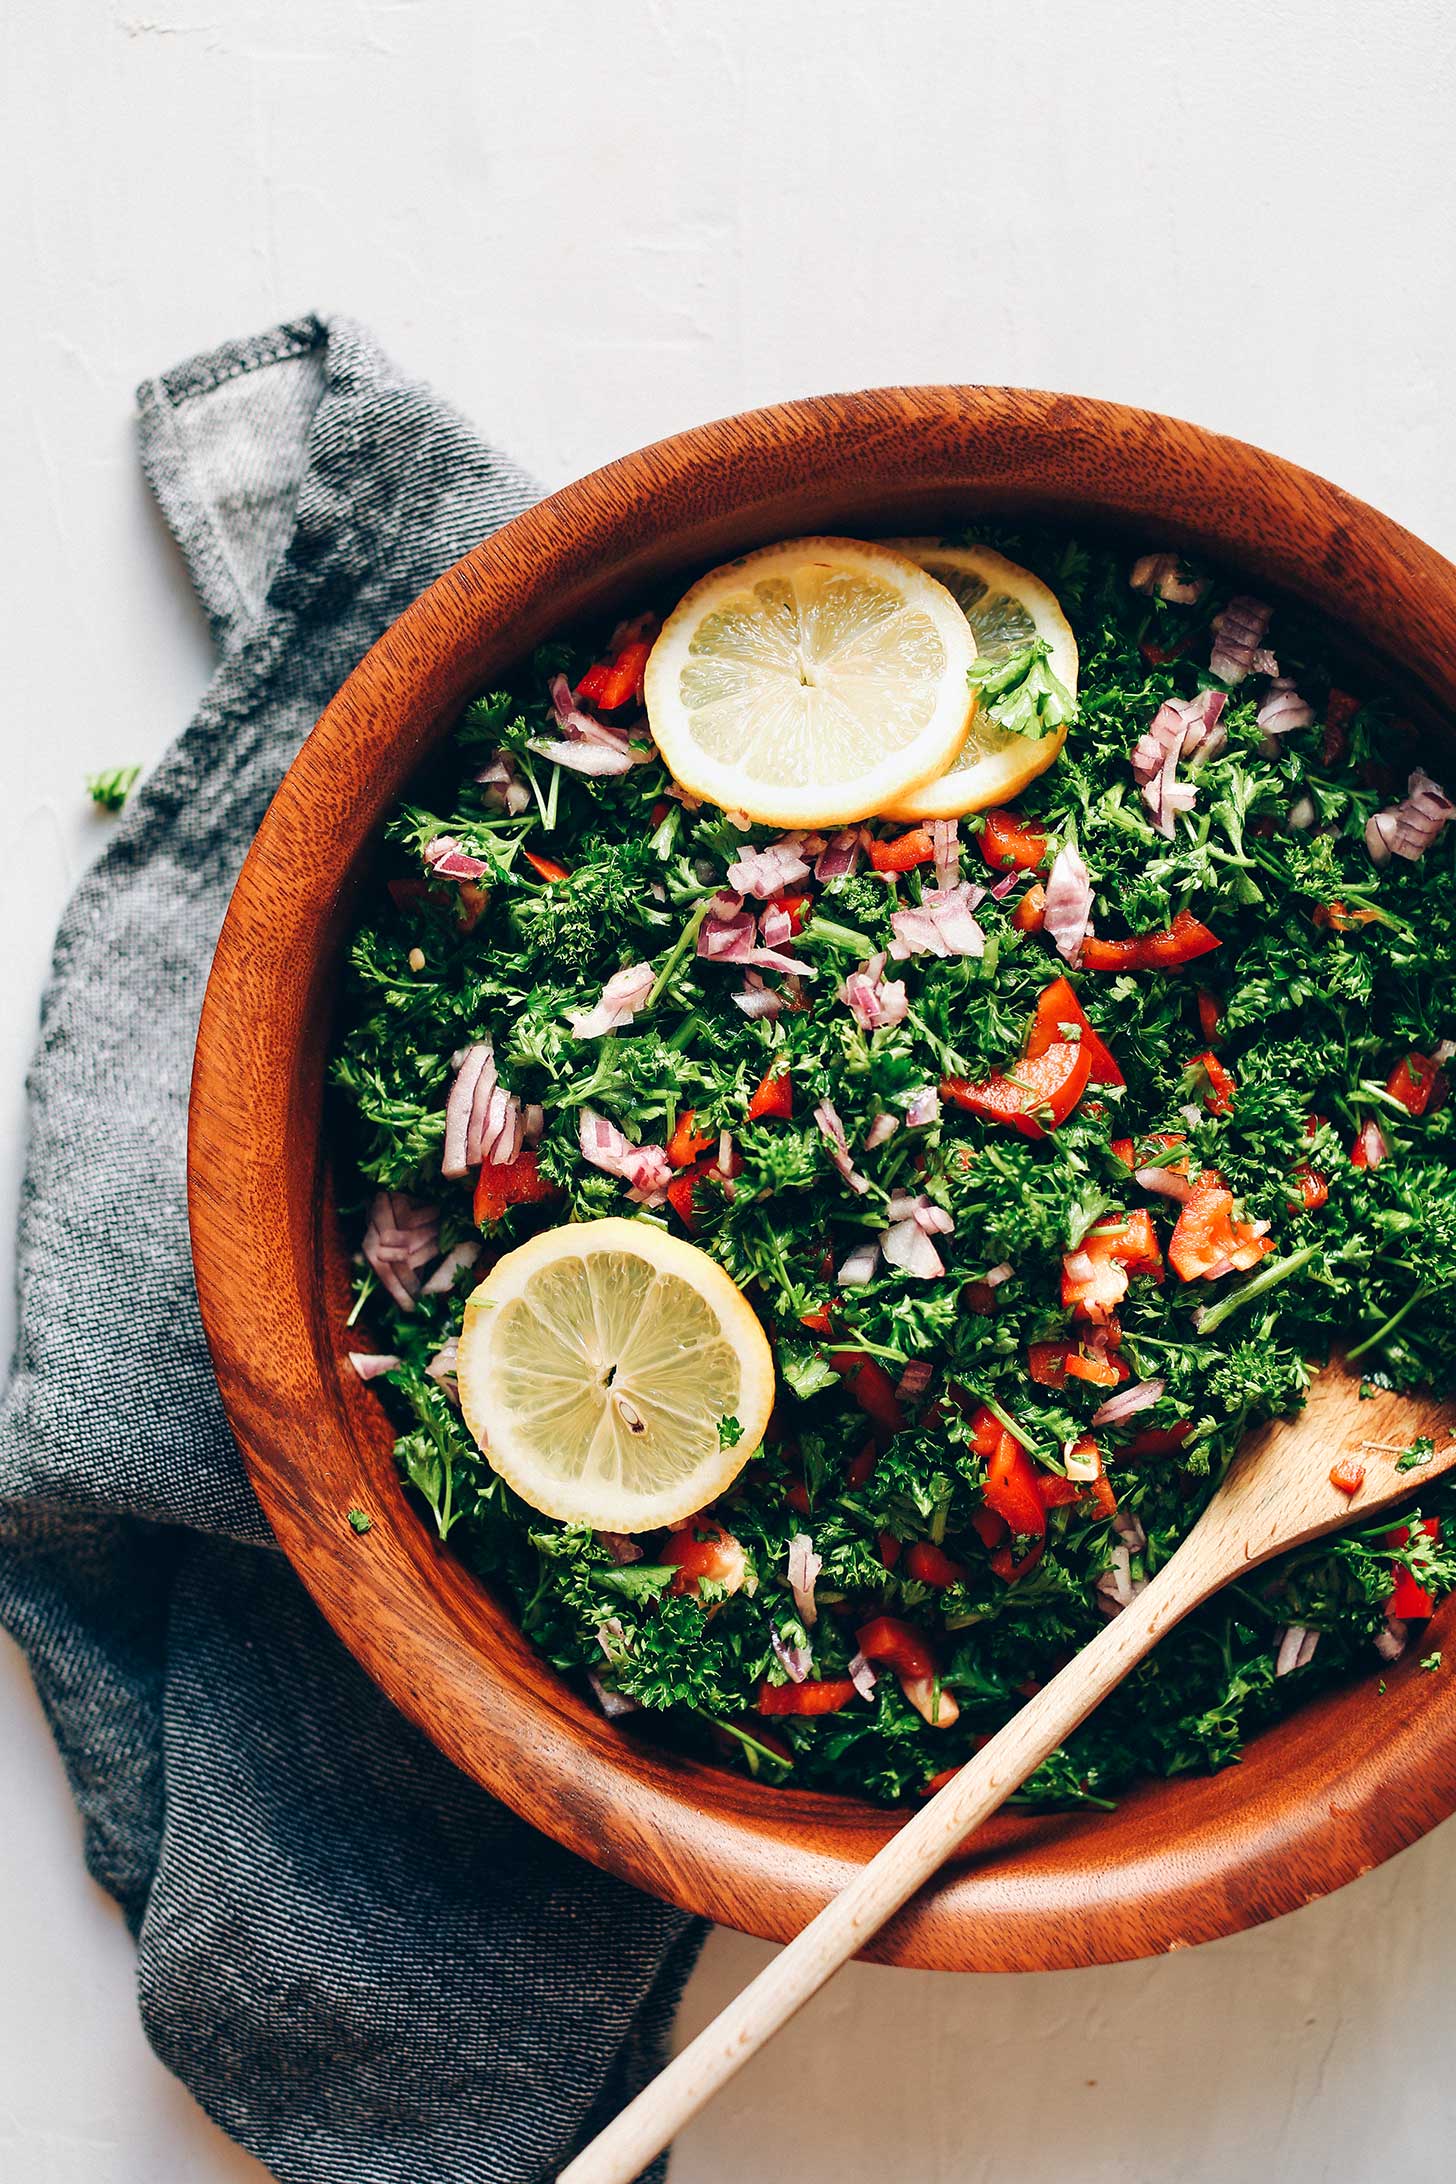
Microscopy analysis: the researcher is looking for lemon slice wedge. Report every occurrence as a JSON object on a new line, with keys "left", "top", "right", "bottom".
{"left": 643, "top": 536, "right": 976, "bottom": 827}
{"left": 456, "top": 1218, "right": 775, "bottom": 1531}
{"left": 880, "top": 542, "right": 1078, "bottom": 820}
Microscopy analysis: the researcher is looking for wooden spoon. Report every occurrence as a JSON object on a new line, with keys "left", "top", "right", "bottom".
{"left": 559, "top": 1366, "right": 1454, "bottom": 2184}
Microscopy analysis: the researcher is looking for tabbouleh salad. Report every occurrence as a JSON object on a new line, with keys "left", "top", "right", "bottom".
{"left": 333, "top": 529, "right": 1456, "bottom": 1808}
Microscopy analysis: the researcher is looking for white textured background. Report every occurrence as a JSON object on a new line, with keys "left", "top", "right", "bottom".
{"left": 4, "top": 3, "right": 1456, "bottom": 2179}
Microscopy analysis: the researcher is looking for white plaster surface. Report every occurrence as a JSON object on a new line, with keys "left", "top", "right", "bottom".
{"left": 3, "top": 2, "right": 1456, "bottom": 2177}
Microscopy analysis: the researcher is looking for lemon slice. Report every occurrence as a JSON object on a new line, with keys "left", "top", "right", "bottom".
{"left": 643, "top": 536, "right": 976, "bottom": 827}
{"left": 880, "top": 543, "right": 1078, "bottom": 821}
{"left": 456, "top": 1218, "right": 775, "bottom": 1530}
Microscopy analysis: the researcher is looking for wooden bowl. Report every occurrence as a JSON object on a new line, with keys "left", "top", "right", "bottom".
{"left": 189, "top": 388, "right": 1456, "bottom": 1971}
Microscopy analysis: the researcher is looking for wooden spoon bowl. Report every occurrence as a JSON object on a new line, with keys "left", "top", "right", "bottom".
{"left": 189, "top": 388, "right": 1456, "bottom": 1971}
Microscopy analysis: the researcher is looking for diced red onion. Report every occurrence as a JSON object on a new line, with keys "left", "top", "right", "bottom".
{"left": 887, "top": 883, "right": 986, "bottom": 961}
{"left": 864, "top": 1112, "right": 900, "bottom": 1149}
{"left": 1288, "top": 792, "right": 1318, "bottom": 830}
{"left": 842, "top": 952, "right": 910, "bottom": 1031}
{"left": 362, "top": 1191, "right": 439, "bottom": 1311}
{"left": 727, "top": 838, "right": 811, "bottom": 899}
{"left": 528, "top": 735, "right": 641, "bottom": 776}
{"left": 1356, "top": 1118, "right": 1390, "bottom": 1169}
{"left": 1274, "top": 1624, "right": 1317, "bottom": 1678}
{"left": 905, "top": 1085, "right": 941, "bottom": 1130}
{"left": 815, "top": 829, "right": 863, "bottom": 882}
{"left": 814, "top": 1101, "right": 870, "bottom": 1195}
{"left": 896, "top": 1360, "right": 934, "bottom": 1400}
{"left": 1251, "top": 647, "right": 1279, "bottom": 677}
{"left": 847, "top": 1650, "right": 878, "bottom": 1700}
{"left": 733, "top": 971, "right": 783, "bottom": 1020}
{"left": 786, "top": 1534, "right": 822, "bottom": 1627}
{"left": 1112, "top": 1508, "right": 1147, "bottom": 1553}
{"left": 586, "top": 1671, "right": 640, "bottom": 1719}
{"left": 443, "top": 1042, "right": 494, "bottom": 1178}
{"left": 1131, "top": 690, "right": 1227, "bottom": 837}
{"left": 1374, "top": 1615, "right": 1409, "bottom": 1663}
{"left": 567, "top": 960, "right": 655, "bottom": 1039}
{"left": 1365, "top": 769, "right": 1454, "bottom": 866}
{"left": 1042, "top": 841, "right": 1093, "bottom": 964}
{"left": 770, "top": 1632, "right": 813, "bottom": 1683}
{"left": 1130, "top": 552, "right": 1208, "bottom": 605}
{"left": 1099, "top": 1544, "right": 1134, "bottom": 1609}
{"left": 930, "top": 818, "right": 960, "bottom": 892}
{"left": 1064, "top": 1249, "right": 1096, "bottom": 1285}
{"left": 1091, "top": 1377, "right": 1166, "bottom": 1426}
{"left": 425, "top": 1337, "right": 460, "bottom": 1402}
{"left": 1135, "top": 1164, "right": 1192, "bottom": 1202}
{"left": 425, "top": 836, "right": 489, "bottom": 881}
{"left": 760, "top": 904, "right": 793, "bottom": 950}
{"left": 1209, "top": 595, "right": 1272, "bottom": 685}
{"left": 596, "top": 1531, "right": 643, "bottom": 1565}
{"left": 578, "top": 1107, "right": 672, "bottom": 1205}
{"left": 980, "top": 1261, "right": 1014, "bottom": 1287}
{"left": 476, "top": 751, "right": 531, "bottom": 816}
{"left": 837, "top": 1237, "right": 881, "bottom": 1286}
{"left": 347, "top": 1351, "right": 401, "bottom": 1381}
{"left": 1256, "top": 678, "right": 1315, "bottom": 753}
{"left": 421, "top": 1238, "right": 482, "bottom": 1294}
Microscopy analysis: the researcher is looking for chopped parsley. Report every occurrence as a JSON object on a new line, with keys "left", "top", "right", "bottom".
{"left": 332, "top": 529, "right": 1456, "bottom": 1806}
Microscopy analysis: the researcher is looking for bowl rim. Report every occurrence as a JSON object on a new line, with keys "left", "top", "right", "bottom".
{"left": 189, "top": 384, "right": 1456, "bottom": 1972}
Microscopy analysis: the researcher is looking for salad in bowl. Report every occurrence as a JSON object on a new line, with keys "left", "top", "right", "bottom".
{"left": 332, "top": 527, "right": 1456, "bottom": 1810}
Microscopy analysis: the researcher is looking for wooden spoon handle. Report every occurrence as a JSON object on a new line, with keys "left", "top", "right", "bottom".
{"left": 558, "top": 1565, "right": 1194, "bottom": 2184}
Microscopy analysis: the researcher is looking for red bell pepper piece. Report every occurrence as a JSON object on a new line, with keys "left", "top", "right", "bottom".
{"left": 978, "top": 808, "right": 1050, "bottom": 871}
{"left": 1011, "top": 881, "right": 1047, "bottom": 932}
{"left": 1388, "top": 1518, "right": 1441, "bottom": 1619}
{"left": 1062, "top": 1211, "right": 1164, "bottom": 1322}
{"left": 573, "top": 661, "right": 614, "bottom": 705}
{"left": 1196, "top": 988, "right": 1221, "bottom": 1044}
{"left": 473, "top": 1148, "right": 558, "bottom": 1224}
{"left": 964, "top": 1403, "right": 1005, "bottom": 1458}
{"left": 1292, "top": 1165, "right": 1329, "bottom": 1211}
{"left": 1329, "top": 1458, "right": 1365, "bottom": 1498}
{"left": 1191, "top": 1049, "right": 1236, "bottom": 1115}
{"left": 845, "top": 1439, "right": 877, "bottom": 1487}
{"left": 758, "top": 1676, "right": 858, "bottom": 1716}
{"left": 990, "top": 1539, "right": 1046, "bottom": 1584}
{"left": 984, "top": 1429, "right": 1047, "bottom": 1539}
{"left": 1139, "top": 910, "right": 1223, "bottom": 969}
{"left": 1025, "top": 975, "right": 1125, "bottom": 1088}
{"left": 1080, "top": 909, "right": 1222, "bottom": 973}
{"left": 799, "top": 1301, "right": 834, "bottom": 1335}
{"left": 941, "top": 1039, "right": 1093, "bottom": 1140}
{"left": 666, "top": 1109, "right": 714, "bottom": 1169}
{"left": 1124, "top": 1420, "right": 1191, "bottom": 1458}
{"left": 1168, "top": 1171, "right": 1273, "bottom": 1281}
{"left": 868, "top": 827, "right": 935, "bottom": 874}
{"left": 592, "top": 638, "right": 652, "bottom": 712}
{"left": 855, "top": 1615, "right": 937, "bottom": 1682}
{"left": 878, "top": 1530, "right": 902, "bottom": 1569}
{"left": 1387, "top": 1052, "right": 1444, "bottom": 1116}
{"left": 1027, "top": 1339, "right": 1126, "bottom": 1390}
{"left": 666, "top": 1164, "right": 707, "bottom": 1231}
{"left": 661, "top": 1521, "right": 747, "bottom": 1598}
{"left": 904, "top": 1540, "right": 967, "bottom": 1588}
{"left": 522, "top": 850, "right": 570, "bottom": 884}
{"left": 1313, "top": 899, "right": 1381, "bottom": 932}
{"left": 786, "top": 1481, "right": 812, "bottom": 1517}
{"left": 1110, "top": 1136, "right": 1136, "bottom": 1168}
{"left": 746, "top": 1061, "right": 793, "bottom": 1121}
{"left": 771, "top": 891, "right": 813, "bottom": 935}
{"left": 829, "top": 1351, "right": 905, "bottom": 1437}
{"left": 969, "top": 1505, "right": 1006, "bottom": 1549}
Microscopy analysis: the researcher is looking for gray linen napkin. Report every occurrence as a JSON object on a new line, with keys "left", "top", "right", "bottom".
{"left": 0, "top": 315, "right": 704, "bottom": 2184}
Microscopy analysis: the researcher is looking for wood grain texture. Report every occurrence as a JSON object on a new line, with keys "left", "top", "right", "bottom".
{"left": 188, "top": 387, "right": 1456, "bottom": 1972}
